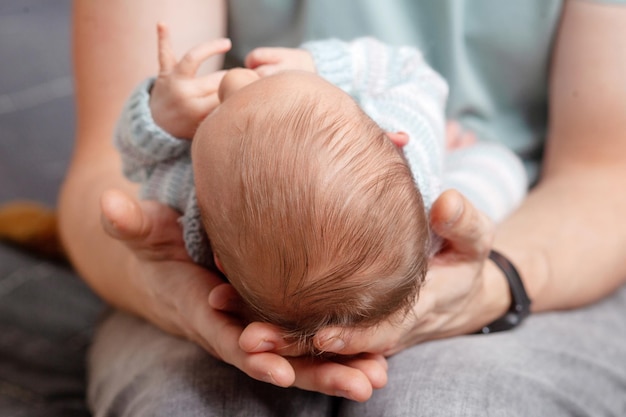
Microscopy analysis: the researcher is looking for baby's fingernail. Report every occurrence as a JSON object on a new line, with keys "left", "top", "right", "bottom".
{"left": 320, "top": 337, "right": 345, "bottom": 352}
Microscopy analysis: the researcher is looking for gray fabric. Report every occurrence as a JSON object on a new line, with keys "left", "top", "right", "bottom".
{"left": 89, "top": 311, "right": 335, "bottom": 417}
{"left": 89, "top": 285, "right": 626, "bottom": 417}
{"left": 343, "top": 284, "right": 626, "bottom": 417}
{"left": 0, "top": 1, "right": 104, "bottom": 416}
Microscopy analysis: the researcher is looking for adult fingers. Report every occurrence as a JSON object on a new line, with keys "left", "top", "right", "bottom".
{"left": 214, "top": 322, "right": 296, "bottom": 387}
{"left": 312, "top": 322, "right": 401, "bottom": 356}
{"left": 189, "top": 305, "right": 296, "bottom": 387}
{"left": 208, "top": 282, "right": 242, "bottom": 313}
{"left": 100, "top": 189, "right": 188, "bottom": 260}
{"left": 240, "top": 319, "right": 403, "bottom": 357}
{"left": 429, "top": 189, "right": 494, "bottom": 259}
{"left": 175, "top": 38, "right": 232, "bottom": 78}
{"left": 100, "top": 189, "right": 151, "bottom": 241}
{"left": 335, "top": 353, "right": 388, "bottom": 390}
{"left": 239, "top": 322, "right": 302, "bottom": 355}
{"left": 288, "top": 357, "right": 376, "bottom": 402}
{"left": 236, "top": 321, "right": 387, "bottom": 398}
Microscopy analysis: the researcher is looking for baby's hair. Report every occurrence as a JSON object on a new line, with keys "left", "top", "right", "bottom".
{"left": 201, "top": 87, "right": 430, "bottom": 353}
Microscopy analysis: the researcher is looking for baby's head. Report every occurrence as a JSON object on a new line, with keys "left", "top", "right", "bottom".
{"left": 192, "top": 70, "right": 431, "bottom": 352}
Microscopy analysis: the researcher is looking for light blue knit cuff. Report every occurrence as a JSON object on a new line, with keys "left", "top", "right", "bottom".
{"left": 120, "top": 77, "right": 189, "bottom": 162}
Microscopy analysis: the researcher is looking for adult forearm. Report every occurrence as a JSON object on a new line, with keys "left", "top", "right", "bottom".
{"left": 496, "top": 0, "right": 626, "bottom": 312}
{"left": 494, "top": 167, "right": 626, "bottom": 312}
{"left": 58, "top": 147, "right": 146, "bottom": 315}
{"left": 60, "top": 0, "right": 227, "bottom": 314}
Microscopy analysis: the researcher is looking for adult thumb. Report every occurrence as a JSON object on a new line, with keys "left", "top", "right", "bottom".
{"left": 430, "top": 189, "right": 494, "bottom": 259}
{"left": 100, "top": 189, "right": 150, "bottom": 243}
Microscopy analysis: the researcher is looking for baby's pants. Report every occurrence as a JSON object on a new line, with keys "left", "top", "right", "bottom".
{"left": 88, "top": 284, "right": 626, "bottom": 417}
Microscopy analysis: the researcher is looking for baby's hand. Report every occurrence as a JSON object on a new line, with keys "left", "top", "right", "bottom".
{"left": 445, "top": 121, "right": 477, "bottom": 150}
{"left": 245, "top": 47, "right": 315, "bottom": 77}
{"left": 150, "top": 23, "right": 231, "bottom": 139}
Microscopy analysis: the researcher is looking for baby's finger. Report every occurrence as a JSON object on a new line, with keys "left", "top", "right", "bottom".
{"left": 253, "top": 64, "right": 283, "bottom": 78}
{"left": 175, "top": 38, "right": 232, "bottom": 78}
{"left": 245, "top": 47, "right": 281, "bottom": 69}
{"left": 156, "top": 23, "right": 177, "bottom": 74}
{"left": 196, "top": 70, "right": 228, "bottom": 94}
{"left": 193, "top": 93, "right": 221, "bottom": 117}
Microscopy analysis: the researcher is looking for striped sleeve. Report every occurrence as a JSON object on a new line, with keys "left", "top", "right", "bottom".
{"left": 114, "top": 78, "right": 194, "bottom": 213}
{"left": 303, "top": 37, "right": 448, "bottom": 208}
{"left": 443, "top": 142, "right": 528, "bottom": 223}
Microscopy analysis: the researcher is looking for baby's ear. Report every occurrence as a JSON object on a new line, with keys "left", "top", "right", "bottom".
{"left": 386, "top": 131, "right": 409, "bottom": 148}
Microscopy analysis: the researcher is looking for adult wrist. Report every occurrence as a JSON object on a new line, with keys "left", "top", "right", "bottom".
{"left": 477, "top": 250, "right": 532, "bottom": 334}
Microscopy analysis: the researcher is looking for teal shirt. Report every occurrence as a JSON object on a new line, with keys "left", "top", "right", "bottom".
{"left": 227, "top": 0, "right": 624, "bottom": 183}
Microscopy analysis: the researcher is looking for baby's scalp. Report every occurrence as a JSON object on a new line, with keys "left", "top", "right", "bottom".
{"left": 193, "top": 71, "right": 431, "bottom": 351}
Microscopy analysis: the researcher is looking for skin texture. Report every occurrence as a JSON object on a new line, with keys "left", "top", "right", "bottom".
{"left": 60, "top": 0, "right": 626, "bottom": 402}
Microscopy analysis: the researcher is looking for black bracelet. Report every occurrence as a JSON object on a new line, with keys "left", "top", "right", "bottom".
{"left": 476, "top": 250, "right": 531, "bottom": 334}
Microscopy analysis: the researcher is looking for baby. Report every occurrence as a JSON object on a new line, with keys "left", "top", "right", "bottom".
{"left": 116, "top": 26, "right": 527, "bottom": 350}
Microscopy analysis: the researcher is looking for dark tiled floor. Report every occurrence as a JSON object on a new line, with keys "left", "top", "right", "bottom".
{"left": 1, "top": 1, "right": 104, "bottom": 416}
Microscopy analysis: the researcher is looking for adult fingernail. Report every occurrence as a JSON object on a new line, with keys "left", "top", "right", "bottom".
{"left": 261, "top": 371, "right": 276, "bottom": 385}
{"left": 320, "top": 337, "right": 345, "bottom": 352}
{"left": 253, "top": 340, "right": 276, "bottom": 352}
{"left": 446, "top": 195, "right": 463, "bottom": 226}
{"left": 335, "top": 390, "right": 353, "bottom": 400}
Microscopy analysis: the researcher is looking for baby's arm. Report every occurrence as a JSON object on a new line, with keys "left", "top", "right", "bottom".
{"left": 114, "top": 77, "right": 193, "bottom": 212}
{"left": 115, "top": 24, "right": 230, "bottom": 212}
{"left": 443, "top": 142, "right": 528, "bottom": 223}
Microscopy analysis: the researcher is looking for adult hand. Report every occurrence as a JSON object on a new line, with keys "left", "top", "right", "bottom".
{"left": 100, "top": 189, "right": 387, "bottom": 402}
{"left": 229, "top": 189, "right": 510, "bottom": 357}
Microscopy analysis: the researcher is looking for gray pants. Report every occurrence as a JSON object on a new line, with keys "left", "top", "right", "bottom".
{"left": 88, "top": 284, "right": 626, "bottom": 417}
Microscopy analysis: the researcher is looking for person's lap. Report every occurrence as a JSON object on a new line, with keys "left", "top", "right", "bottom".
{"left": 343, "top": 283, "right": 626, "bottom": 417}
{"left": 88, "top": 311, "right": 334, "bottom": 417}
{"left": 89, "top": 284, "right": 626, "bottom": 417}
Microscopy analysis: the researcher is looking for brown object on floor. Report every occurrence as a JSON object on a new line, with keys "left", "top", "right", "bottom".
{"left": 0, "top": 201, "right": 65, "bottom": 259}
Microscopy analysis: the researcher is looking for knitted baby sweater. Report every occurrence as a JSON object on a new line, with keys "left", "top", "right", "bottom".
{"left": 115, "top": 38, "right": 527, "bottom": 265}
